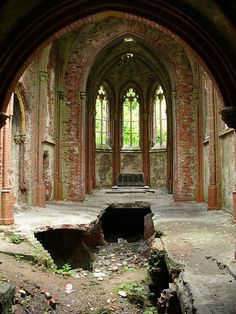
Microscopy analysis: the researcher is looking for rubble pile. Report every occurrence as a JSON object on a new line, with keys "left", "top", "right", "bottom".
{"left": 71, "top": 239, "right": 150, "bottom": 279}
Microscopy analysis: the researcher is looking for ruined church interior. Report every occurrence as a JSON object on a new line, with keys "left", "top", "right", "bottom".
{"left": 0, "top": 1, "right": 235, "bottom": 313}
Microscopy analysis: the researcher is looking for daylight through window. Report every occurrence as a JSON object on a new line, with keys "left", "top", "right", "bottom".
{"left": 153, "top": 86, "right": 167, "bottom": 148}
{"left": 95, "top": 85, "right": 109, "bottom": 148}
{"left": 123, "top": 87, "right": 140, "bottom": 149}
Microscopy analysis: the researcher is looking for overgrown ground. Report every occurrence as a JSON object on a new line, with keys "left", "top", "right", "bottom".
{"left": 0, "top": 241, "right": 158, "bottom": 314}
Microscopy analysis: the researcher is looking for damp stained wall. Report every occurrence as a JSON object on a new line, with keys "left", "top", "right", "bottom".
{"left": 95, "top": 152, "right": 113, "bottom": 188}
{"left": 150, "top": 151, "right": 167, "bottom": 188}
{"left": 203, "top": 141, "right": 209, "bottom": 201}
{"left": 220, "top": 131, "right": 234, "bottom": 212}
{"left": 120, "top": 152, "right": 142, "bottom": 174}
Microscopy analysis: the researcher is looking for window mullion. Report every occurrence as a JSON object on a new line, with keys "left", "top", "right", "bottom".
{"left": 159, "top": 96, "right": 163, "bottom": 145}
{"left": 130, "top": 101, "right": 132, "bottom": 147}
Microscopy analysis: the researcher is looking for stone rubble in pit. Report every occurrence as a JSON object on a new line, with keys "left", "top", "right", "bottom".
{"left": 70, "top": 240, "right": 149, "bottom": 279}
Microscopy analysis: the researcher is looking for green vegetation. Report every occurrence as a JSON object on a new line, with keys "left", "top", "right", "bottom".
{"left": 56, "top": 263, "right": 72, "bottom": 275}
{"left": 32, "top": 246, "right": 56, "bottom": 271}
{"left": 85, "top": 307, "right": 112, "bottom": 314}
{"left": 143, "top": 306, "right": 157, "bottom": 314}
{"left": 15, "top": 254, "right": 24, "bottom": 261}
{"left": 9, "top": 234, "right": 24, "bottom": 244}
{"left": 118, "top": 280, "right": 147, "bottom": 307}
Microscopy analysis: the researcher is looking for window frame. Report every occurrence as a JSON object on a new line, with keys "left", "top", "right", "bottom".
{"left": 122, "top": 86, "right": 141, "bottom": 151}
{"left": 151, "top": 85, "right": 167, "bottom": 150}
{"left": 95, "top": 84, "right": 111, "bottom": 150}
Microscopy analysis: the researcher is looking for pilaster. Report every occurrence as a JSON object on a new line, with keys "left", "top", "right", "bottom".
{"left": 0, "top": 95, "right": 14, "bottom": 224}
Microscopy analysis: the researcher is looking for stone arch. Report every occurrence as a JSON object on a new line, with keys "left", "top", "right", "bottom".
{"left": 0, "top": 2, "right": 234, "bottom": 131}
{"left": 11, "top": 87, "right": 28, "bottom": 205}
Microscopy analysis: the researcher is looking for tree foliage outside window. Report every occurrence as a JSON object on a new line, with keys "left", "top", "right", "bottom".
{"left": 123, "top": 87, "right": 140, "bottom": 149}
{"left": 153, "top": 86, "right": 167, "bottom": 148}
{"left": 95, "top": 85, "right": 109, "bottom": 148}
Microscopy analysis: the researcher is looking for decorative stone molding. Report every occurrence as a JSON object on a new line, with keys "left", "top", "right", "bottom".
{"left": 39, "top": 70, "right": 48, "bottom": 82}
{"left": 14, "top": 133, "right": 26, "bottom": 144}
{"left": 59, "top": 91, "right": 65, "bottom": 101}
{"left": 80, "top": 91, "right": 87, "bottom": 102}
{"left": 0, "top": 112, "right": 9, "bottom": 128}
{"left": 220, "top": 107, "right": 236, "bottom": 130}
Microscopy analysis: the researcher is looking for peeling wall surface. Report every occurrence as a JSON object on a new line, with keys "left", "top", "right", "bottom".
{"left": 120, "top": 152, "right": 142, "bottom": 174}
{"left": 43, "top": 143, "right": 55, "bottom": 201}
{"left": 150, "top": 151, "right": 167, "bottom": 187}
{"left": 95, "top": 152, "right": 112, "bottom": 188}
{"left": 220, "top": 133, "right": 234, "bottom": 212}
{"left": 203, "top": 143, "right": 209, "bottom": 201}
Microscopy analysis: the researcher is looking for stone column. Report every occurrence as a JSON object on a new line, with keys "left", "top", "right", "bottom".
{"left": 142, "top": 110, "right": 150, "bottom": 186}
{"left": 232, "top": 132, "right": 236, "bottom": 223}
{"left": 0, "top": 95, "right": 14, "bottom": 224}
{"left": 113, "top": 111, "right": 120, "bottom": 186}
{"left": 79, "top": 91, "right": 87, "bottom": 200}
{"left": 233, "top": 132, "right": 236, "bottom": 260}
{"left": 36, "top": 70, "right": 47, "bottom": 207}
{"left": 54, "top": 91, "right": 64, "bottom": 200}
{"left": 166, "top": 91, "right": 175, "bottom": 194}
{"left": 208, "top": 84, "right": 221, "bottom": 210}
{"left": 194, "top": 86, "right": 204, "bottom": 202}
{"left": 86, "top": 104, "right": 95, "bottom": 194}
{"left": 14, "top": 133, "right": 27, "bottom": 193}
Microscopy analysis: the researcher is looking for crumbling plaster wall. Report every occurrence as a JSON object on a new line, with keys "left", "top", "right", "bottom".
{"left": 15, "top": 62, "right": 38, "bottom": 205}
{"left": 220, "top": 132, "right": 234, "bottom": 211}
{"left": 11, "top": 46, "right": 58, "bottom": 206}
{"left": 203, "top": 142, "right": 209, "bottom": 200}
{"left": 150, "top": 151, "right": 167, "bottom": 188}
{"left": 95, "top": 152, "right": 112, "bottom": 188}
{"left": 120, "top": 152, "right": 142, "bottom": 174}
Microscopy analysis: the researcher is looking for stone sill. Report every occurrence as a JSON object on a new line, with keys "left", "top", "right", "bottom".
{"left": 219, "top": 128, "right": 234, "bottom": 139}
{"left": 121, "top": 150, "right": 142, "bottom": 153}
{"left": 150, "top": 149, "right": 167, "bottom": 153}
{"left": 43, "top": 139, "right": 55, "bottom": 146}
{"left": 96, "top": 149, "right": 112, "bottom": 153}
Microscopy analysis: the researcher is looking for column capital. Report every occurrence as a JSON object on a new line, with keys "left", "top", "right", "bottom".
{"left": 220, "top": 106, "right": 236, "bottom": 130}
{"left": 59, "top": 91, "right": 65, "bottom": 101}
{"left": 39, "top": 70, "right": 48, "bottom": 82}
{"left": 80, "top": 91, "right": 87, "bottom": 102}
{"left": 14, "top": 133, "right": 26, "bottom": 144}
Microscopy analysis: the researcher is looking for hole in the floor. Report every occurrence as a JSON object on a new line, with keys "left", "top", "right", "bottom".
{"left": 149, "top": 250, "right": 182, "bottom": 313}
{"left": 34, "top": 206, "right": 182, "bottom": 313}
{"left": 34, "top": 229, "right": 94, "bottom": 270}
{"left": 101, "top": 203, "right": 152, "bottom": 242}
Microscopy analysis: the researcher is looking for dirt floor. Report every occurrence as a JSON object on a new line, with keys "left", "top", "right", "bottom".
{"left": 0, "top": 241, "right": 156, "bottom": 314}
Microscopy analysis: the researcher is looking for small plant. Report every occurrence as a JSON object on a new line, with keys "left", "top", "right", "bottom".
{"left": 122, "top": 265, "right": 134, "bottom": 273}
{"left": 118, "top": 281, "right": 147, "bottom": 307}
{"left": 9, "top": 234, "right": 24, "bottom": 244}
{"left": 15, "top": 254, "right": 24, "bottom": 261}
{"left": 143, "top": 306, "right": 157, "bottom": 314}
{"left": 32, "top": 246, "right": 56, "bottom": 271}
{"left": 20, "top": 295, "right": 32, "bottom": 308}
{"left": 56, "top": 263, "right": 72, "bottom": 275}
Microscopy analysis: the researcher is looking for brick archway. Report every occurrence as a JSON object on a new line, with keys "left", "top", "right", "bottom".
{"left": 0, "top": 1, "right": 235, "bottom": 129}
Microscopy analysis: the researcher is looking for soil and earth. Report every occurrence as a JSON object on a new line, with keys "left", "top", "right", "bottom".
{"left": 0, "top": 240, "right": 158, "bottom": 314}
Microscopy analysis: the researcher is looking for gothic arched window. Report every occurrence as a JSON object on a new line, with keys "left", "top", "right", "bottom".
{"left": 122, "top": 87, "right": 140, "bottom": 149}
{"left": 95, "top": 85, "right": 110, "bottom": 149}
{"left": 152, "top": 86, "right": 167, "bottom": 148}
